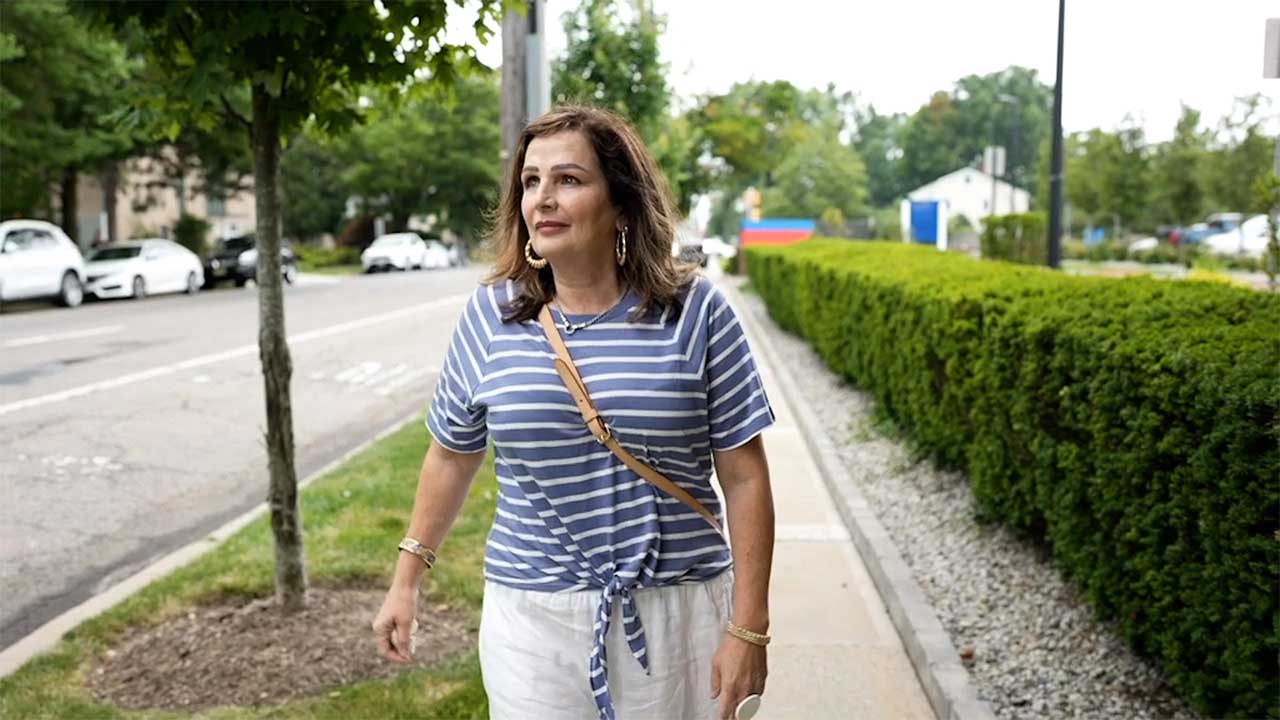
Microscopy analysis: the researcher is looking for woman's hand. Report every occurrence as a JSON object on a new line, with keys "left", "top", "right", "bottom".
{"left": 371, "top": 584, "right": 419, "bottom": 663}
{"left": 710, "top": 634, "right": 767, "bottom": 719}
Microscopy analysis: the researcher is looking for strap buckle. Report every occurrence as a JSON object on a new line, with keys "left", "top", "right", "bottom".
{"left": 586, "top": 414, "right": 612, "bottom": 445}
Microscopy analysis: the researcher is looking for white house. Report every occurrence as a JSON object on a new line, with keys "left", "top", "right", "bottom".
{"left": 907, "top": 167, "right": 1031, "bottom": 230}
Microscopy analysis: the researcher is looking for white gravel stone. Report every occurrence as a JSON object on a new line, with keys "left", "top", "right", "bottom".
{"left": 737, "top": 288, "right": 1200, "bottom": 720}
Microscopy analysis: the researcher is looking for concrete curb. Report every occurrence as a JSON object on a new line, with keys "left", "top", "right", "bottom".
{"left": 724, "top": 279, "right": 996, "bottom": 720}
{"left": 0, "top": 409, "right": 424, "bottom": 679}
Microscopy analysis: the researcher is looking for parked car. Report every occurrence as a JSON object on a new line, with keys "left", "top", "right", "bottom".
{"left": 444, "top": 242, "right": 461, "bottom": 267}
{"left": 422, "top": 239, "right": 452, "bottom": 269}
{"left": 362, "top": 232, "right": 427, "bottom": 272}
{"left": 204, "top": 234, "right": 297, "bottom": 287}
{"left": 0, "top": 219, "right": 86, "bottom": 309}
{"left": 1204, "top": 214, "right": 1271, "bottom": 258}
{"left": 1171, "top": 213, "right": 1242, "bottom": 246}
{"left": 85, "top": 239, "right": 204, "bottom": 300}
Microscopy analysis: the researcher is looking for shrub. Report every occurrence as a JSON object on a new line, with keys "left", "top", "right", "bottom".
{"left": 293, "top": 244, "right": 360, "bottom": 270}
{"left": 747, "top": 239, "right": 1280, "bottom": 719}
{"left": 174, "top": 214, "right": 211, "bottom": 257}
{"left": 980, "top": 212, "right": 1047, "bottom": 265}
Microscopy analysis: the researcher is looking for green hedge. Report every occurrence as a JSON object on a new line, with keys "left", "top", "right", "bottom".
{"left": 746, "top": 239, "right": 1280, "bottom": 719}
{"left": 293, "top": 244, "right": 360, "bottom": 270}
{"left": 981, "top": 212, "right": 1047, "bottom": 265}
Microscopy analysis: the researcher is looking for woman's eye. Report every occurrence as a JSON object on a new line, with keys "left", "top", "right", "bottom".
{"left": 560, "top": 175, "right": 579, "bottom": 185}
{"left": 523, "top": 176, "right": 539, "bottom": 189}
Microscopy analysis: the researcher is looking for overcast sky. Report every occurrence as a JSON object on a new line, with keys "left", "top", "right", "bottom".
{"left": 454, "top": 1, "right": 1278, "bottom": 142}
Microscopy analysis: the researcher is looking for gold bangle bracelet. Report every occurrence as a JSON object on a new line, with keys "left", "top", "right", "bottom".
{"left": 725, "top": 621, "right": 771, "bottom": 647}
{"left": 398, "top": 537, "right": 437, "bottom": 569}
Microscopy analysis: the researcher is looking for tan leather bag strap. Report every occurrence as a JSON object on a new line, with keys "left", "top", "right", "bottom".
{"left": 538, "top": 305, "right": 723, "bottom": 534}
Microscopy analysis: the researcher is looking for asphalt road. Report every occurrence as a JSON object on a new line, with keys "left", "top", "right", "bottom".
{"left": 0, "top": 267, "right": 485, "bottom": 651}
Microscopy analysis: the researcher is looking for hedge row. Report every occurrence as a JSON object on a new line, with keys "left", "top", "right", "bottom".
{"left": 746, "top": 239, "right": 1280, "bottom": 719}
{"left": 980, "top": 212, "right": 1047, "bottom": 265}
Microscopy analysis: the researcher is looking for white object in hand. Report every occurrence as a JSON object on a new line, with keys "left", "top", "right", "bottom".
{"left": 735, "top": 693, "right": 762, "bottom": 720}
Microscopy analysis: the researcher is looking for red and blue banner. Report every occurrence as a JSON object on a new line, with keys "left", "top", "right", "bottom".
{"left": 739, "top": 219, "right": 815, "bottom": 247}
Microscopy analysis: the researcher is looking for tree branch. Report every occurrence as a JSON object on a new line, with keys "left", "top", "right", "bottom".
{"left": 220, "top": 93, "right": 253, "bottom": 133}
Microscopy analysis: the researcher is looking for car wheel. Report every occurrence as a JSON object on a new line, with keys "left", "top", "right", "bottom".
{"left": 283, "top": 264, "right": 298, "bottom": 285}
{"left": 132, "top": 276, "right": 147, "bottom": 300}
{"left": 186, "top": 272, "right": 200, "bottom": 295}
{"left": 58, "top": 272, "right": 84, "bottom": 308}
{"left": 234, "top": 277, "right": 248, "bottom": 288}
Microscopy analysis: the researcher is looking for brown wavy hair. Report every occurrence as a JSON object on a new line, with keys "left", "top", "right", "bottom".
{"left": 484, "top": 105, "right": 696, "bottom": 324}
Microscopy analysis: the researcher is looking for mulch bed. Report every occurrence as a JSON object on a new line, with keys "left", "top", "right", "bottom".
{"left": 84, "top": 585, "right": 475, "bottom": 711}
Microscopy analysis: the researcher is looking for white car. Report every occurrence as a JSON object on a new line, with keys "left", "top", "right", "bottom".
{"left": 701, "top": 236, "right": 738, "bottom": 260}
{"left": 0, "top": 219, "right": 86, "bottom": 308}
{"left": 1204, "top": 214, "right": 1271, "bottom": 258}
{"left": 422, "top": 239, "right": 452, "bottom": 269}
{"left": 85, "top": 239, "right": 204, "bottom": 300}
{"left": 362, "top": 232, "right": 428, "bottom": 272}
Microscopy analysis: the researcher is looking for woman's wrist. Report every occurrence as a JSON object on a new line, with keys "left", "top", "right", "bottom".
{"left": 730, "top": 605, "right": 769, "bottom": 634}
{"left": 391, "top": 547, "right": 430, "bottom": 590}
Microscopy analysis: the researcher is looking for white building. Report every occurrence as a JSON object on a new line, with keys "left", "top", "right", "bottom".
{"left": 907, "top": 167, "right": 1031, "bottom": 230}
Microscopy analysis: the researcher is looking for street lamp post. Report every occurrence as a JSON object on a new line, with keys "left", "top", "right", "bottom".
{"left": 1047, "top": 0, "right": 1066, "bottom": 268}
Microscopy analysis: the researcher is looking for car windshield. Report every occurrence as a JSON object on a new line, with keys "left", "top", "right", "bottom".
{"left": 222, "top": 237, "right": 255, "bottom": 251}
{"left": 374, "top": 235, "right": 410, "bottom": 246}
{"left": 89, "top": 247, "right": 142, "bottom": 260}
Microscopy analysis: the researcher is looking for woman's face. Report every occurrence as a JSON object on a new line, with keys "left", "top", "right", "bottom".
{"left": 520, "top": 130, "right": 622, "bottom": 265}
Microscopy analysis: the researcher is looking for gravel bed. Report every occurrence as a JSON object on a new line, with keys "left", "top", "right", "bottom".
{"left": 734, "top": 286, "right": 1199, "bottom": 720}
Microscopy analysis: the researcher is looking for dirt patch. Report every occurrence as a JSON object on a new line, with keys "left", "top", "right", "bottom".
{"left": 85, "top": 585, "right": 475, "bottom": 711}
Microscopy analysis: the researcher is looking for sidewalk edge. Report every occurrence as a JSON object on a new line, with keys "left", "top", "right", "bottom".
{"left": 0, "top": 409, "right": 424, "bottom": 679}
{"left": 723, "top": 279, "right": 996, "bottom": 720}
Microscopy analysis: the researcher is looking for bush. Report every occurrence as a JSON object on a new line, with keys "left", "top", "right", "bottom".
{"left": 747, "top": 239, "right": 1279, "bottom": 719}
{"left": 174, "top": 214, "right": 211, "bottom": 257}
{"left": 980, "top": 212, "right": 1047, "bottom": 265}
{"left": 293, "top": 244, "right": 360, "bottom": 270}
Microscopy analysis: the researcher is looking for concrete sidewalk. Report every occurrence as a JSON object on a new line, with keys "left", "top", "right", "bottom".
{"left": 740, "top": 429, "right": 936, "bottom": 719}
{"left": 718, "top": 278, "right": 936, "bottom": 720}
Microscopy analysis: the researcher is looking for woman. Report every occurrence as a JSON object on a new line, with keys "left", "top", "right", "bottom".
{"left": 372, "top": 106, "right": 776, "bottom": 720}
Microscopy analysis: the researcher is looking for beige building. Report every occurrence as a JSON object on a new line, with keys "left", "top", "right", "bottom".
{"left": 72, "top": 152, "right": 256, "bottom": 254}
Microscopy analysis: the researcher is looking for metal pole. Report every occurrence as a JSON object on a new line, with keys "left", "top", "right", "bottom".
{"left": 1009, "top": 113, "right": 1018, "bottom": 212}
{"left": 1047, "top": 0, "right": 1065, "bottom": 268}
{"left": 500, "top": 5, "right": 529, "bottom": 167}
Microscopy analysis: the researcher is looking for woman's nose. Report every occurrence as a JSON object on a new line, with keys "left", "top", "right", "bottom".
{"left": 538, "top": 188, "right": 557, "bottom": 210}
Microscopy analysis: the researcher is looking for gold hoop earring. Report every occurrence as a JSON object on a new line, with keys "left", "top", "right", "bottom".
{"left": 524, "top": 240, "right": 548, "bottom": 269}
{"left": 615, "top": 227, "right": 628, "bottom": 267}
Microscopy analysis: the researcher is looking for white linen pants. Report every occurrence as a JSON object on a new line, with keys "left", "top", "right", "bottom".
{"left": 479, "top": 571, "right": 734, "bottom": 720}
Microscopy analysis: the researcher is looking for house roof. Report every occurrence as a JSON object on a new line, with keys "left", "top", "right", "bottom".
{"left": 907, "top": 167, "right": 1029, "bottom": 199}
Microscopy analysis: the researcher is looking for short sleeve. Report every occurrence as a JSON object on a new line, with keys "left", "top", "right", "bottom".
{"left": 704, "top": 285, "right": 776, "bottom": 451}
{"left": 426, "top": 291, "right": 490, "bottom": 454}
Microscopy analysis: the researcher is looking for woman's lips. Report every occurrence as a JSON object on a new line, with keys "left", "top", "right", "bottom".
{"left": 537, "top": 222, "right": 569, "bottom": 235}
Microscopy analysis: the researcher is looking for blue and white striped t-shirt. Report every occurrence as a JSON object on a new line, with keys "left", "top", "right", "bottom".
{"left": 426, "top": 274, "right": 775, "bottom": 720}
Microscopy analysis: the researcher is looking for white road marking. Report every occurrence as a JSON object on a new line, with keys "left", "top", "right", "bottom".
{"left": 362, "top": 362, "right": 410, "bottom": 387}
{"left": 3, "top": 325, "right": 125, "bottom": 349}
{"left": 0, "top": 294, "right": 467, "bottom": 417}
{"left": 334, "top": 361, "right": 381, "bottom": 384}
{"left": 374, "top": 365, "right": 439, "bottom": 396}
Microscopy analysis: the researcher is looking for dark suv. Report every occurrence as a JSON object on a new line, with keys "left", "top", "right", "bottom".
{"left": 203, "top": 234, "right": 298, "bottom": 288}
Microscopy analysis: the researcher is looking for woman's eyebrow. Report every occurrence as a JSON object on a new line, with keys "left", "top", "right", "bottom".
{"left": 521, "top": 162, "right": 588, "bottom": 175}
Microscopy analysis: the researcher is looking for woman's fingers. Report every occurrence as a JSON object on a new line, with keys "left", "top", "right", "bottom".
{"left": 373, "top": 614, "right": 412, "bottom": 663}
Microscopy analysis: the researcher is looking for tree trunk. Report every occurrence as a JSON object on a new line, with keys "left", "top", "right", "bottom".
{"left": 252, "top": 83, "right": 307, "bottom": 613}
{"left": 60, "top": 168, "right": 78, "bottom": 246}
{"left": 103, "top": 163, "right": 120, "bottom": 244}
